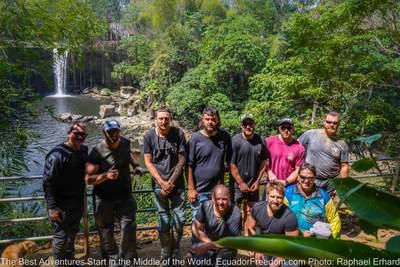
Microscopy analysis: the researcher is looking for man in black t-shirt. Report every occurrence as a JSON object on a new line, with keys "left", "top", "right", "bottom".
{"left": 230, "top": 114, "right": 267, "bottom": 236}
{"left": 143, "top": 107, "right": 186, "bottom": 265}
{"left": 192, "top": 185, "right": 241, "bottom": 267}
{"left": 187, "top": 107, "right": 232, "bottom": 222}
{"left": 85, "top": 120, "right": 139, "bottom": 266}
{"left": 249, "top": 181, "right": 298, "bottom": 267}
{"left": 43, "top": 122, "right": 88, "bottom": 266}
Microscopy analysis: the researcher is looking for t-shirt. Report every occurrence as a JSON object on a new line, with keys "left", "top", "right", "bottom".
{"left": 143, "top": 127, "right": 186, "bottom": 190}
{"left": 43, "top": 143, "right": 88, "bottom": 209}
{"left": 88, "top": 137, "right": 133, "bottom": 200}
{"left": 231, "top": 133, "right": 267, "bottom": 187}
{"left": 251, "top": 201, "right": 298, "bottom": 234}
{"left": 188, "top": 129, "right": 232, "bottom": 193}
{"left": 195, "top": 200, "right": 242, "bottom": 241}
{"left": 298, "top": 129, "right": 349, "bottom": 179}
{"left": 266, "top": 135, "right": 305, "bottom": 180}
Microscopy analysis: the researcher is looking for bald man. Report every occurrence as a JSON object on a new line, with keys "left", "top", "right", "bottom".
{"left": 191, "top": 185, "right": 242, "bottom": 266}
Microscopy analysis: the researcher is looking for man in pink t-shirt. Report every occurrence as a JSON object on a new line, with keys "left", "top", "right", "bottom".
{"left": 265, "top": 118, "right": 305, "bottom": 187}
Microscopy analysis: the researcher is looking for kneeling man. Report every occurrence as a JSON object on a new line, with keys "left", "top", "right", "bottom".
{"left": 249, "top": 181, "right": 299, "bottom": 267}
{"left": 191, "top": 185, "right": 242, "bottom": 267}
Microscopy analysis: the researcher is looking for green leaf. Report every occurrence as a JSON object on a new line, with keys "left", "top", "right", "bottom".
{"left": 332, "top": 178, "right": 400, "bottom": 231}
{"left": 217, "top": 235, "right": 400, "bottom": 266}
{"left": 351, "top": 158, "right": 377, "bottom": 172}
{"left": 386, "top": 236, "right": 400, "bottom": 253}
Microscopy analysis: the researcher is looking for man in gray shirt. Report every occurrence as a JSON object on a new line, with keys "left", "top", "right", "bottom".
{"left": 298, "top": 111, "right": 349, "bottom": 194}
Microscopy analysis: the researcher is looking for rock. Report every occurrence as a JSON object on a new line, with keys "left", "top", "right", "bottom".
{"left": 127, "top": 106, "right": 139, "bottom": 117}
{"left": 71, "top": 114, "right": 84, "bottom": 121}
{"left": 99, "top": 104, "right": 118, "bottom": 119}
{"left": 82, "top": 88, "right": 90, "bottom": 94}
{"left": 60, "top": 112, "right": 72, "bottom": 122}
{"left": 81, "top": 116, "right": 96, "bottom": 122}
{"left": 100, "top": 88, "right": 112, "bottom": 96}
{"left": 120, "top": 86, "right": 136, "bottom": 99}
{"left": 118, "top": 100, "right": 131, "bottom": 115}
{"left": 128, "top": 95, "right": 140, "bottom": 103}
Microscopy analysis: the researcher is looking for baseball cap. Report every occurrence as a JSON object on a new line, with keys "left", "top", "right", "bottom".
{"left": 278, "top": 118, "right": 294, "bottom": 126}
{"left": 240, "top": 113, "right": 255, "bottom": 124}
{"left": 103, "top": 120, "right": 121, "bottom": 132}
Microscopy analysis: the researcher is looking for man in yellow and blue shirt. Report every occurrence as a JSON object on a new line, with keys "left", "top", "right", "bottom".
{"left": 285, "top": 163, "right": 341, "bottom": 238}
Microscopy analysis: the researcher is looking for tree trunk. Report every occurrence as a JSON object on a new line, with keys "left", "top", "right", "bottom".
{"left": 312, "top": 102, "right": 318, "bottom": 124}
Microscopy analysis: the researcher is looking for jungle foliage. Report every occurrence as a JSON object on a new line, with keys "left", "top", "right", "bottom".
{"left": 113, "top": 0, "right": 400, "bottom": 156}
{"left": 0, "top": 0, "right": 103, "bottom": 175}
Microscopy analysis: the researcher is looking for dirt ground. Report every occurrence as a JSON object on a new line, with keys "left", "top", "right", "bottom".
{"left": 19, "top": 219, "right": 399, "bottom": 267}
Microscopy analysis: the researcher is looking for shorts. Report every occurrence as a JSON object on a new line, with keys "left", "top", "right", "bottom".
{"left": 315, "top": 178, "right": 335, "bottom": 194}
{"left": 234, "top": 188, "right": 259, "bottom": 205}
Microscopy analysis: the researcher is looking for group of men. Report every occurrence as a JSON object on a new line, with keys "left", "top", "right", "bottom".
{"left": 43, "top": 106, "right": 349, "bottom": 267}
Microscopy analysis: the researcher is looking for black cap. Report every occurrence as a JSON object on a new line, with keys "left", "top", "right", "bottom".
{"left": 278, "top": 118, "right": 294, "bottom": 126}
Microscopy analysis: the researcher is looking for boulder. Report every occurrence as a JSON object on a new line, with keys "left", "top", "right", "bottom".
{"left": 118, "top": 100, "right": 131, "bottom": 115}
{"left": 81, "top": 116, "right": 96, "bottom": 122}
{"left": 82, "top": 88, "right": 90, "bottom": 94}
{"left": 127, "top": 95, "right": 140, "bottom": 103}
{"left": 127, "top": 106, "right": 139, "bottom": 117}
{"left": 120, "top": 86, "right": 136, "bottom": 99}
{"left": 60, "top": 112, "right": 72, "bottom": 122}
{"left": 71, "top": 114, "right": 84, "bottom": 121}
{"left": 100, "top": 88, "right": 112, "bottom": 96}
{"left": 99, "top": 104, "right": 118, "bottom": 119}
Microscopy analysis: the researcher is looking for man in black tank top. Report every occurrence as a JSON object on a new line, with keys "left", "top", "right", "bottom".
{"left": 43, "top": 122, "right": 88, "bottom": 266}
{"left": 85, "top": 120, "right": 139, "bottom": 267}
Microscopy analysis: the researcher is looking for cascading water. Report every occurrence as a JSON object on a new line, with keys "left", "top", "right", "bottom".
{"left": 52, "top": 48, "right": 69, "bottom": 97}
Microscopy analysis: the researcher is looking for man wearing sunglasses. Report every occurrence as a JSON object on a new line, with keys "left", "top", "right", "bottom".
{"left": 298, "top": 111, "right": 349, "bottom": 195}
{"left": 85, "top": 120, "right": 138, "bottom": 267}
{"left": 265, "top": 118, "right": 305, "bottom": 188}
{"left": 43, "top": 122, "right": 88, "bottom": 266}
{"left": 230, "top": 114, "right": 267, "bottom": 236}
{"left": 284, "top": 163, "right": 341, "bottom": 238}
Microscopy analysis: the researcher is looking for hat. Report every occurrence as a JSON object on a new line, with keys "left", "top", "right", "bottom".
{"left": 103, "top": 120, "right": 121, "bottom": 132}
{"left": 240, "top": 113, "right": 255, "bottom": 124}
{"left": 278, "top": 118, "right": 294, "bottom": 126}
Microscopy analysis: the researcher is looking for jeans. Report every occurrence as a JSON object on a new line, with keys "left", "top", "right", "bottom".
{"left": 154, "top": 188, "right": 186, "bottom": 234}
{"left": 190, "top": 192, "right": 212, "bottom": 221}
{"left": 95, "top": 197, "right": 137, "bottom": 261}
{"left": 190, "top": 192, "right": 212, "bottom": 245}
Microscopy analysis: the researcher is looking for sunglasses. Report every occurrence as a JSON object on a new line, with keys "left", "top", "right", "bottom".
{"left": 325, "top": 120, "right": 339, "bottom": 125}
{"left": 298, "top": 175, "right": 315, "bottom": 181}
{"left": 73, "top": 131, "right": 88, "bottom": 140}
{"left": 280, "top": 126, "right": 293, "bottom": 131}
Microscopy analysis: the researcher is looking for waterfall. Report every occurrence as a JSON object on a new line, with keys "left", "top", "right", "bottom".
{"left": 52, "top": 48, "right": 69, "bottom": 97}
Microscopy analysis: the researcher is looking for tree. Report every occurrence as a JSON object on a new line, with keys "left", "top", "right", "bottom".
{"left": 247, "top": 0, "right": 400, "bottom": 154}
{"left": 0, "top": 0, "right": 103, "bottom": 175}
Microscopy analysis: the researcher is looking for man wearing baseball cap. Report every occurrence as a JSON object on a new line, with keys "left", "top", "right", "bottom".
{"left": 85, "top": 119, "right": 138, "bottom": 267}
{"left": 265, "top": 118, "right": 305, "bottom": 188}
{"left": 230, "top": 113, "right": 267, "bottom": 236}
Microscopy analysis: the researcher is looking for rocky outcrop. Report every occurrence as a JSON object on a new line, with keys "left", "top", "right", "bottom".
{"left": 59, "top": 113, "right": 97, "bottom": 123}
{"left": 120, "top": 86, "right": 136, "bottom": 99}
{"left": 99, "top": 104, "right": 119, "bottom": 119}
